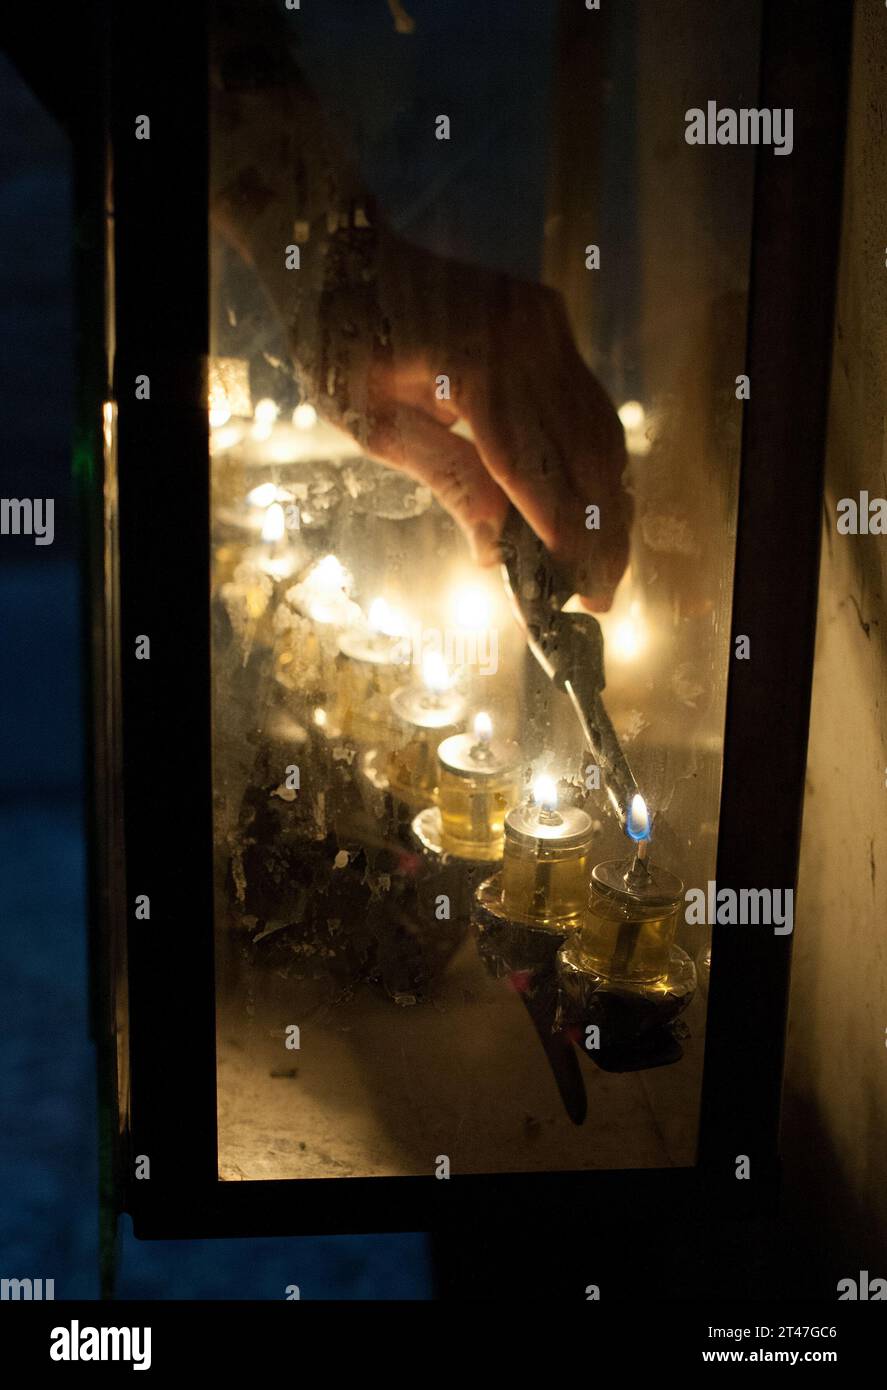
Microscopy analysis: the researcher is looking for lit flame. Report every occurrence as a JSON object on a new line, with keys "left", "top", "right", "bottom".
{"left": 250, "top": 398, "right": 279, "bottom": 442}
{"left": 295, "top": 554, "right": 353, "bottom": 625}
{"left": 627, "top": 793, "right": 650, "bottom": 842}
{"left": 368, "top": 597, "right": 406, "bottom": 639}
{"left": 313, "top": 707, "right": 327, "bottom": 729}
{"left": 312, "top": 554, "right": 347, "bottom": 589}
{"left": 473, "top": 711, "right": 493, "bottom": 743}
{"left": 209, "top": 399, "right": 231, "bottom": 429}
{"left": 422, "top": 651, "right": 451, "bottom": 694}
{"left": 450, "top": 583, "right": 493, "bottom": 631}
{"left": 247, "top": 483, "right": 274, "bottom": 508}
{"left": 610, "top": 599, "right": 647, "bottom": 663}
{"left": 533, "top": 775, "right": 558, "bottom": 812}
{"left": 618, "top": 400, "right": 645, "bottom": 432}
{"left": 261, "top": 502, "right": 286, "bottom": 544}
{"left": 292, "top": 402, "right": 318, "bottom": 430}
{"left": 254, "top": 398, "right": 279, "bottom": 425}
{"left": 617, "top": 400, "right": 651, "bottom": 457}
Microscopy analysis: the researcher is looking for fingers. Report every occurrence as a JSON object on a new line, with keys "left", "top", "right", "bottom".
{"left": 374, "top": 362, "right": 460, "bottom": 427}
{"left": 458, "top": 378, "right": 629, "bottom": 609}
{"left": 458, "top": 377, "right": 576, "bottom": 554}
{"left": 363, "top": 400, "right": 509, "bottom": 565}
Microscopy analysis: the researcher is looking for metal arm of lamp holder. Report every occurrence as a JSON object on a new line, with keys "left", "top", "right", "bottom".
{"left": 498, "top": 506, "right": 639, "bottom": 826}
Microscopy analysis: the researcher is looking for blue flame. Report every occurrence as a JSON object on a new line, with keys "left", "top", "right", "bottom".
{"left": 626, "top": 793, "right": 650, "bottom": 842}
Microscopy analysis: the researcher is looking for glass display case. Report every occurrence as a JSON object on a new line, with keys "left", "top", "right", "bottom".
{"left": 86, "top": 0, "right": 851, "bottom": 1243}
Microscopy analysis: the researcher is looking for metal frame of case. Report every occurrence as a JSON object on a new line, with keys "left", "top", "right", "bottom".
{"left": 83, "top": 0, "right": 851, "bottom": 1249}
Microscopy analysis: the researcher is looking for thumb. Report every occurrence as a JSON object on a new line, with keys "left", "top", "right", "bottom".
{"left": 365, "top": 402, "right": 509, "bottom": 565}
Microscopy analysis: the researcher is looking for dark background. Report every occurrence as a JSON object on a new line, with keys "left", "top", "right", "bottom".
{"left": 0, "top": 49, "right": 431, "bottom": 1299}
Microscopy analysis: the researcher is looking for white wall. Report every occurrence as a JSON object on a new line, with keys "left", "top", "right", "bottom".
{"left": 782, "top": 0, "right": 887, "bottom": 1286}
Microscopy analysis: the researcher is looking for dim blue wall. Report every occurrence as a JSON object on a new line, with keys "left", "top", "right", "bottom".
{"left": 0, "top": 50, "right": 431, "bottom": 1300}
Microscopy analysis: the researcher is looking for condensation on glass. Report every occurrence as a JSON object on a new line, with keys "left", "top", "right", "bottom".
{"left": 209, "top": 0, "right": 761, "bottom": 1181}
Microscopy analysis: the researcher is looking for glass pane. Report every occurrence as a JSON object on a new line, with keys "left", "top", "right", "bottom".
{"left": 209, "top": 0, "right": 760, "bottom": 1180}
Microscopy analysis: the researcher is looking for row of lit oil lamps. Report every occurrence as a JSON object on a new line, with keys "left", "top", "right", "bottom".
{"left": 204, "top": 378, "right": 680, "bottom": 986}
{"left": 270, "top": 552, "right": 684, "bottom": 989}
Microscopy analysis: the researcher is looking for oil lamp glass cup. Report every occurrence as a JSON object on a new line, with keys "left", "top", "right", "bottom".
{"left": 386, "top": 654, "right": 467, "bottom": 808}
{"left": 579, "top": 856, "right": 684, "bottom": 984}
{"left": 280, "top": 555, "right": 362, "bottom": 702}
{"left": 334, "top": 599, "right": 410, "bottom": 744}
{"left": 437, "top": 713, "right": 520, "bottom": 862}
{"left": 500, "top": 777, "right": 594, "bottom": 929}
{"left": 244, "top": 500, "right": 301, "bottom": 583}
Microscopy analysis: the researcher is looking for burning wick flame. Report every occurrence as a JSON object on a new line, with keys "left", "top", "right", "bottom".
{"left": 533, "top": 775, "right": 559, "bottom": 815}
{"left": 473, "top": 711, "right": 493, "bottom": 744}
{"left": 297, "top": 554, "right": 355, "bottom": 625}
{"left": 471, "top": 711, "right": 494, "bottom": 761}
{"left": 368, "top": 597, "right": 406, "bottom": 640}
{"left": 209, "top": 396, "right": 231, "bottom": 429}
{"left": 627, "top": 793, "right": 650, "bottom": 842}
{"left": 251, "top": 397, "right": 279, "bottom": 441}
{"left": 627, "top": 792, "right": 651, "bottom": 867}
{"left": 261, "top": 502, "right": 286, "bottom": 545}
{"left": 292, "top": 402, "right": 318, "bottom": 430}
{"left": 422, "top": 651, "right": 451, "bottom": 696}
{"left": 248, "top": 482, "right": 292, "bottom": 509}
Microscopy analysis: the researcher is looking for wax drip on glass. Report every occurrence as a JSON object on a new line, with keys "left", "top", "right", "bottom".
{"left": 289, "top": 553, "right": 360, "bottom": 627}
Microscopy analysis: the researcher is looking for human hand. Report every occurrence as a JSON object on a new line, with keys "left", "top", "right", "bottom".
{"left": 306, "top": 238, "right": 631, "bottom": 611}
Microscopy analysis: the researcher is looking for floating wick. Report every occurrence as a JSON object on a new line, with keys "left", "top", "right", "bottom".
{"left": 422, "top": 651, "right": 450, "bottom": 698}
{"left": 533, "top": 774, "right": 561, "bottom": 827}
{"left": 471, "top": 711, "right": 494, "bottom": 761}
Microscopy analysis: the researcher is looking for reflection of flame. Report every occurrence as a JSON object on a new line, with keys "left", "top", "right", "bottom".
{"left": 533, "top": 775, "right": 558, "bottom": 811}
{"left": 422, "top": 651, "right": 450, "bottom": 694}
{"left": 209, "top": 398, "right": 231, "bottom": 429}
{"left": 368, "top": 597, "right": 406, "bottom": 639}
{"left": 618, "top": 399, "right": 651, "bottom": 457}
{"left": 610, "top": 600, "right": 647, "bottom": 662}
{"left": 248, "top": 483, "right": 294, "bottom": 510}
{"left": 313, "top": 554, "right": 347, "bottom": 589}
{"left": 450, "top": 583, "right": 492, "bottom": 630}
{"left": 618, "top": 400, "right": 645, "bottom": 432}
{"left": 261, "top": 503, "right": 286, "bottom": 544}
{"left": 251, "top": 397, "right": 279, "bottom": 442}
{"left": 254, "top": 398, "right": 279, "bottom": 425}
{"left": 627, "top": 793, "right": 650, "bottom": 841}
{"left": 292, "top": 402, "right": 318, "bottom": 430}
{"left": 473, "top": 711, "right": 493, "bottom": 742}
{"left": 209, "top": 357, "right": 252, "bottom": 420}
{"left": 291, "top": 554, "right": 355, "bottom": 625}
